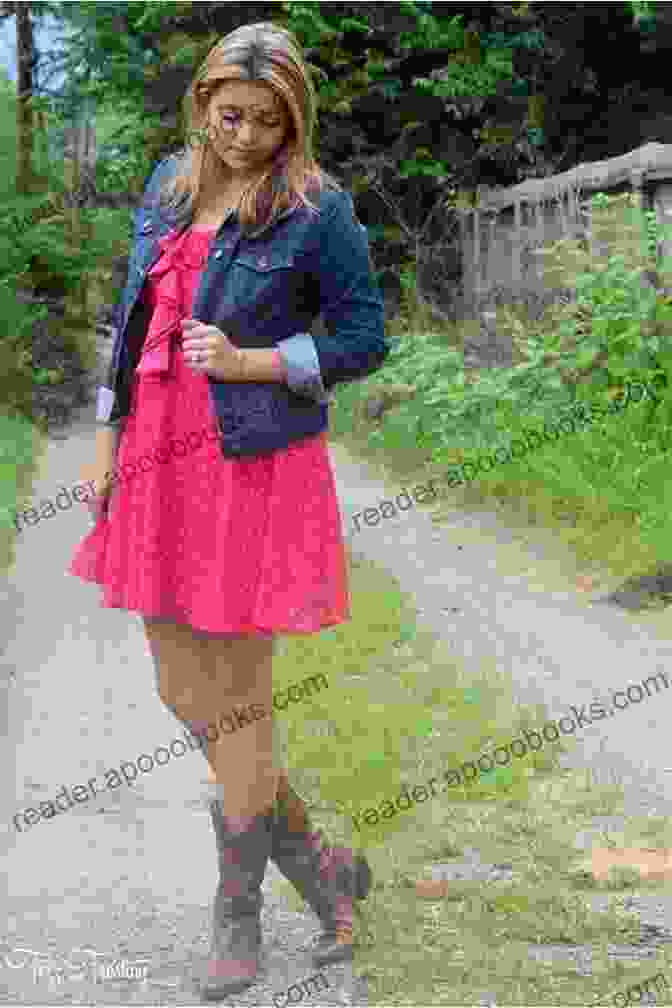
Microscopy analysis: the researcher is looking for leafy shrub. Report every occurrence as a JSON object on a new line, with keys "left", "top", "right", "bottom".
{"left": 354, "top": 191, "right": 672, "bottom": 460}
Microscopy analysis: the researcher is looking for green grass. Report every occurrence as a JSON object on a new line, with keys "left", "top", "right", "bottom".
{"left": 0, "top": 410, "right": 45, "bottom": 574}
{"left": 271, "top": 551, "right": 672, "bottom": 1006}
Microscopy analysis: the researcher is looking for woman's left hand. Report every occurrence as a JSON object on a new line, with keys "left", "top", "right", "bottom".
{"left": 181, "top": 318, "right": 243, "bottom": 381}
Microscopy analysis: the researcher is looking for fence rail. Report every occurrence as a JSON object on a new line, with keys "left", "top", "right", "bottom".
{"left": 418, "top": 142, "right": 672, "bottom": 369}
{"left": 459, "top": 143, "right": 672, "bottom": 306}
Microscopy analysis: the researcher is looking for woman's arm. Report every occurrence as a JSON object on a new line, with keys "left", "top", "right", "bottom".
{"left": 236, "top": 348, "right": 288, "bottom": 383}
{"left": 79, "top": 425, "right": 120, "bottom": 500}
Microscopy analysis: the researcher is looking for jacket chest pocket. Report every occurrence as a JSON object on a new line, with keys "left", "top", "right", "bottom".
{"left": 229, "top": 253, "right": 311, "bottom": 319}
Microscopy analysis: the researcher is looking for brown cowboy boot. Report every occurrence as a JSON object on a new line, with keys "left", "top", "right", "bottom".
{"left": 165, "top": 699, "right": 370, "bottom": 968}
{"left": 201, "top": 800, "right": 274, "bottom": 1001}
{"left": 271, "top": 772, "right": 372, "bottom": 966}
{"left": 155, "top": 703, "right": 270, "bottom": 995}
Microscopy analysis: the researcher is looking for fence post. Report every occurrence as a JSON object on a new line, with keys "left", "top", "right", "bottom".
{"left": 631, "top": 167, "right": 658, "bottom": 293}
{"left": 459, "top": 207, "right": 475, "bottom": 318}
{"left": 487, "top": 210, "right": 496, "bottom": 296}
{"left": 651, "top": 180, "right": 672, "bottom": 297}
{"left": 472, "top": 206, "right": 483, "bottom": 311}
{"left": 512, "top": 198, "right": 522, "bottom": 302}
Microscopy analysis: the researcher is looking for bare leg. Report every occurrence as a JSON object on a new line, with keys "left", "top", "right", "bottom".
{"left": 143, "top": 617, "right": 216, "bottom": 772}
{"left": 143, "top": 619, "right": 278, "bottom": 817}
{"left": 143, "top": 618, "right": 369, "bottom": 972}
{"left": 199, "top": 631, "right": 277, "bottom": 818}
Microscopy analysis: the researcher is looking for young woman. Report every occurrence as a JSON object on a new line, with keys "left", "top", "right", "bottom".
{"left": 68, "top": 20, "right": 389, "bottom": 1001}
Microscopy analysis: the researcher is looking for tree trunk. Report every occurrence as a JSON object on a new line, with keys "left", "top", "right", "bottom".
{"left": 528, "top": 93, "right": 546, "bottom": 129}
{"left": 463, "top": 26, "right": 482, "bottom": 67}
{"left": 15, "top": 2, "right": 36, "bottom": 196}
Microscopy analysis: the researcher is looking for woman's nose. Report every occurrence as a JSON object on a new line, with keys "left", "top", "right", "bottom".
{"left": 237, "top": 123, "right": 258, "bottom": 144}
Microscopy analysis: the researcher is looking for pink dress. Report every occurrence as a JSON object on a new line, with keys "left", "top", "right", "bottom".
{"left": 67, "top": 225, "right": 350, "bottom": 635}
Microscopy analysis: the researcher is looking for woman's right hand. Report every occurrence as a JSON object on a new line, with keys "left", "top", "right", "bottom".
{"left": 79, "top": 462, "right": 114, "bottom": 499}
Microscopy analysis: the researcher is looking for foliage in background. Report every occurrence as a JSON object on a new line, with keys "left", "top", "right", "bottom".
{"left": 0, "top": 52, "right": 136, "bottom": 573}
{"left": 37, "top": 0, "right": 547, "bottom": 187}
{"left": 0, "top": 78, "right": 130, "bottom": 405}
{"left": 352, "top": 193, "right": 671, "bottom": 448}
{"left": 331, "top": 186, "right": 672, "bottom": 584}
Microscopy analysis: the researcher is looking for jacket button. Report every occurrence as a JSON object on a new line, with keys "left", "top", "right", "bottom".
{"left": 214, "top": 250, "right": 223, "bottom": 259}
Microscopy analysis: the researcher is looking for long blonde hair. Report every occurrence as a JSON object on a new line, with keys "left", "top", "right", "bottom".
{"left": 158, "top": 21, "right": 341, "bottom": 236}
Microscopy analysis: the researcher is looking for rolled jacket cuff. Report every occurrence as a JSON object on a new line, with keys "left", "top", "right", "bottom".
{"left": 276, "top": 333, "right": 330, "bottom": 404}
{"left": 96, "top": 386, "right": 116, "bottom": 423}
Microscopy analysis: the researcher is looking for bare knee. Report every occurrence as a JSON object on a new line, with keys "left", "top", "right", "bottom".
{"left": 203, "top": 634, "right": 275, "bottom": 701}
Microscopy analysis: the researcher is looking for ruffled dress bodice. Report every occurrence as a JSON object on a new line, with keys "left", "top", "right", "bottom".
{"left": 137, "top": 225, "right": 218, "bottom": 377}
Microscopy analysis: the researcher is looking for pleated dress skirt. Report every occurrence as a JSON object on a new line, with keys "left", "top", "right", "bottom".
{"left": 67, "top": 224, "right": 351, "bottom": 636}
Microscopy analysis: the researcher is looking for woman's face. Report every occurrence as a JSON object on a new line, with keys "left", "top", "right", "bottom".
{"left": 205, "top": 79, "right": 290, "bottom": 183}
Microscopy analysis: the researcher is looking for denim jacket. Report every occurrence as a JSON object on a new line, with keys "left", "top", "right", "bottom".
{"left": 97, "top": 151, "right": 390, "bottom": 457}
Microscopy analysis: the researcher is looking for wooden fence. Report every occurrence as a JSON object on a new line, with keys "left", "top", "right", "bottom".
{"left": 459, "top": 142, "right": 672, "bottom": 307}
{"left": 417, "top": 143, "right": 672, "bottom": 368}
